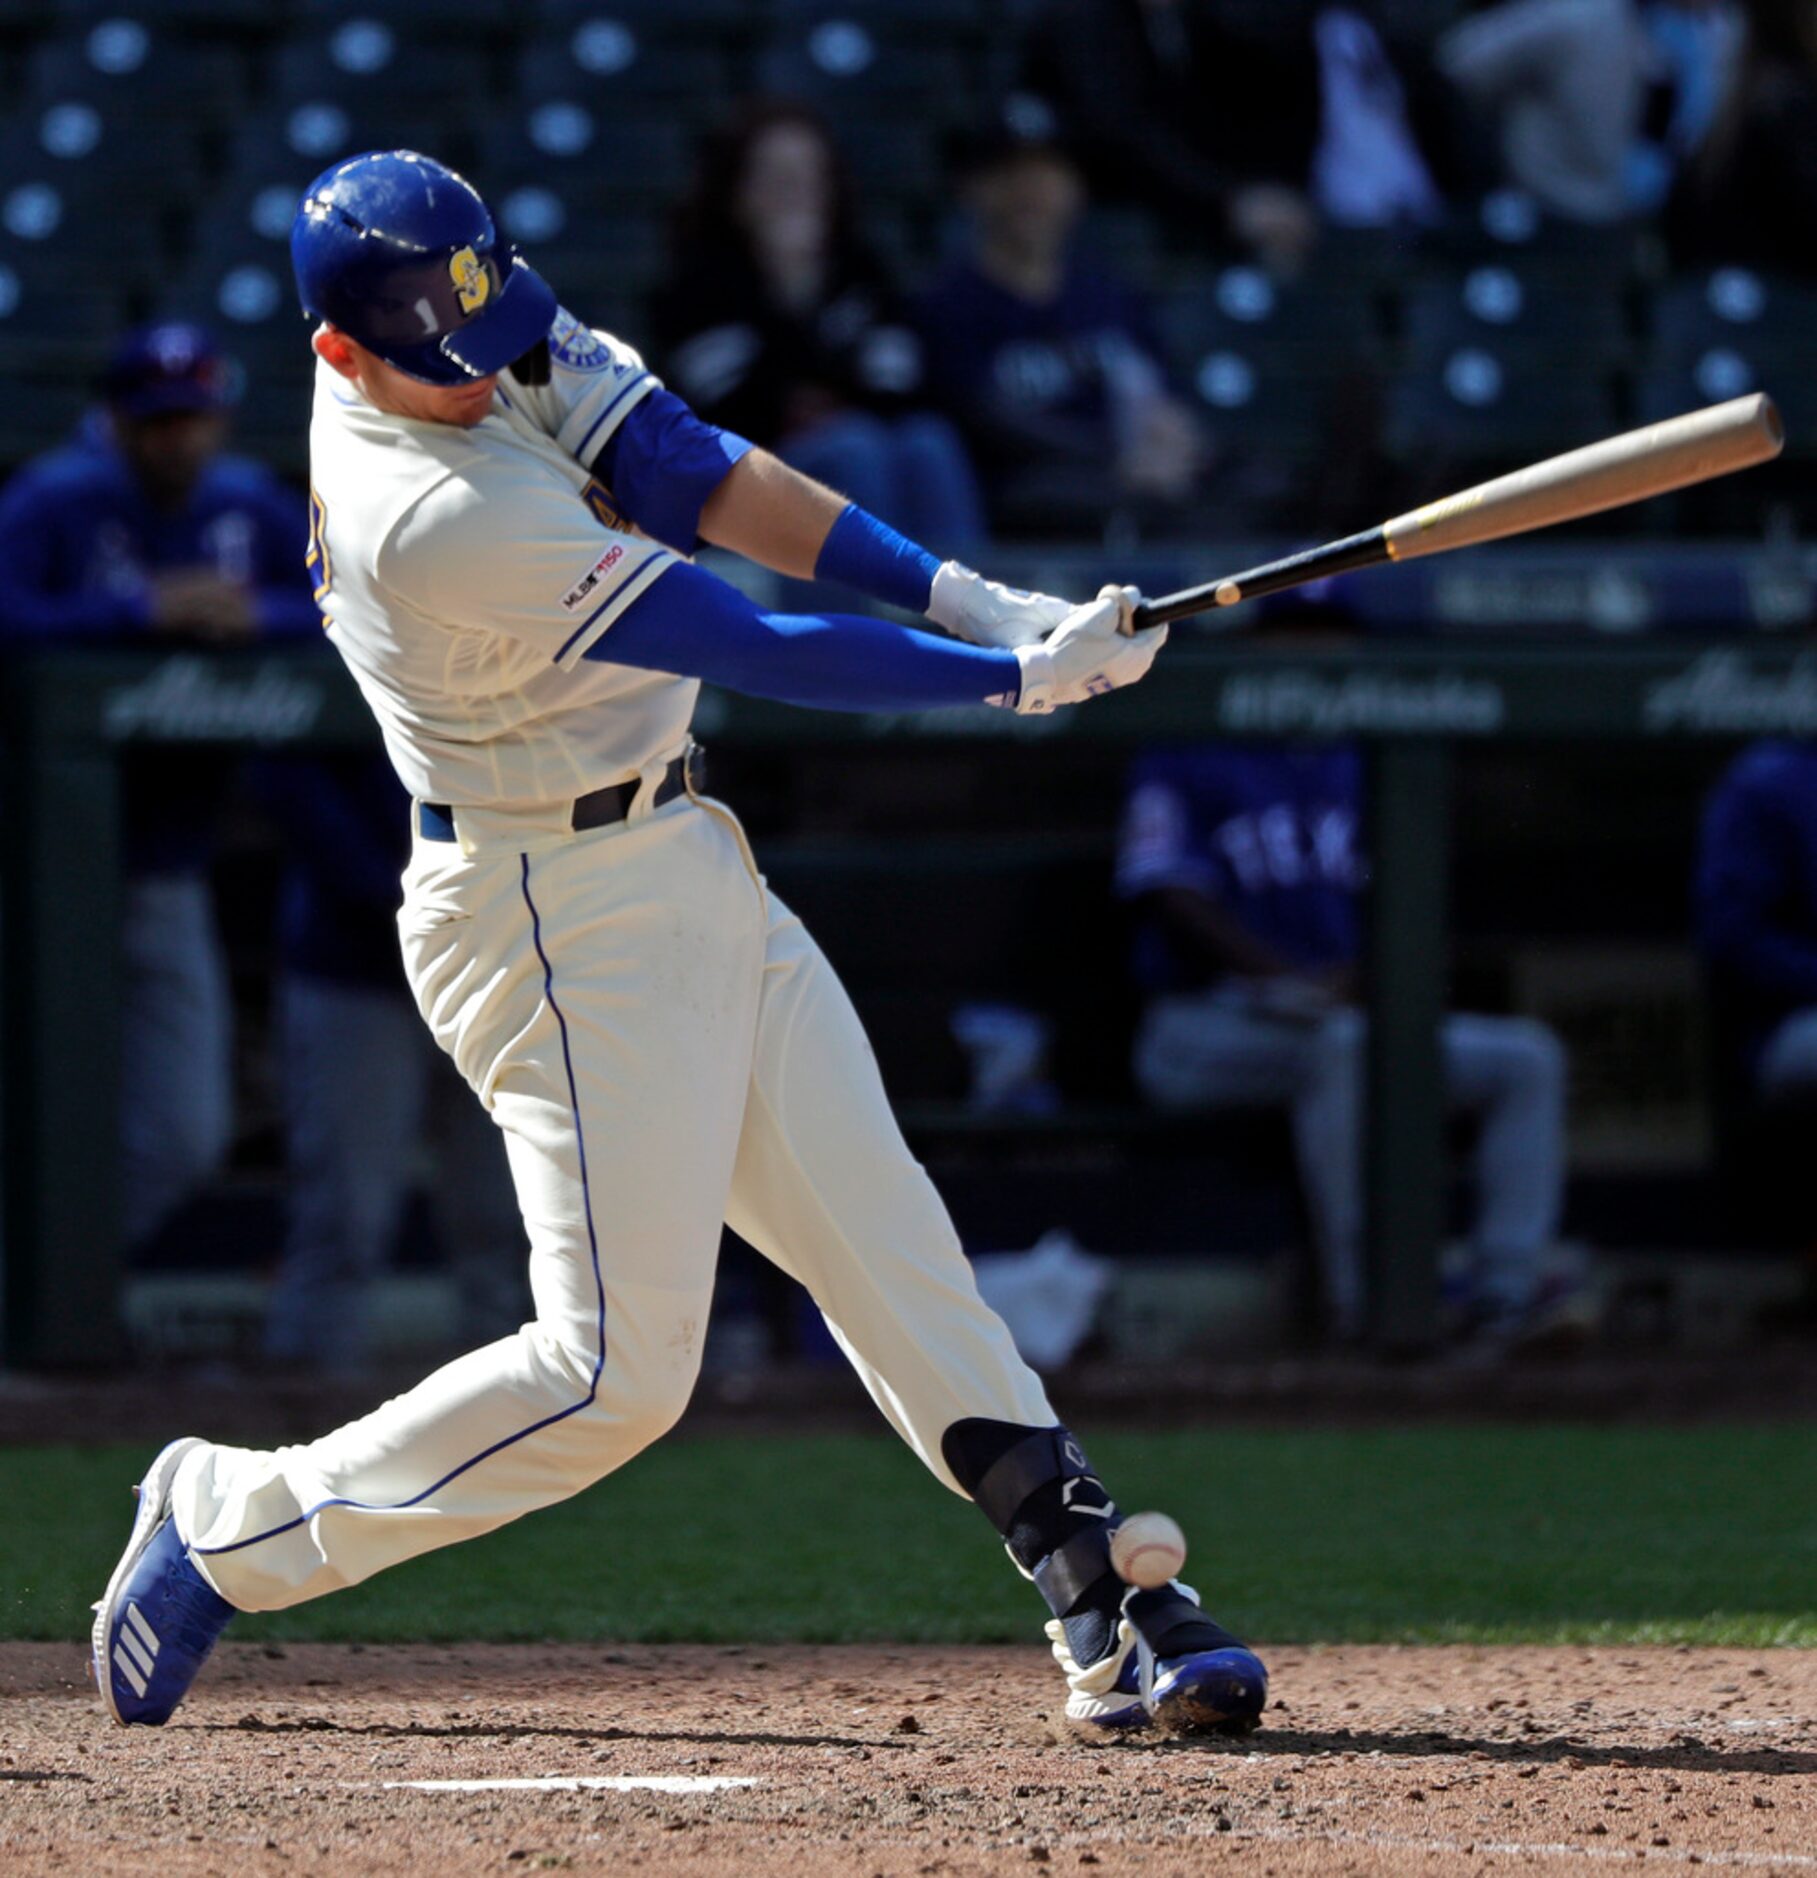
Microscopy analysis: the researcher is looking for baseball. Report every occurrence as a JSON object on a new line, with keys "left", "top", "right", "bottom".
{"left": 1110, "top": 1511, "right": 1187, "bottom": 1589}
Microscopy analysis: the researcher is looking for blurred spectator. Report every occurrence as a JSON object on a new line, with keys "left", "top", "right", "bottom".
{"left": 1437, "top": 0, "right": 1744, "bottom": 224}
{"left": 915, "top": 116, "right": 1206, "bottom": 539}
{"left": 1696, "top": 740, "right": 1817, "bottom": 1103}
{"left": 654, "top": 99, "right": 985, "bottom": 556}
{"left": 1311, "top": 6, "right": 1446, "bottom": 232}
{"left": 255, "top": 753, "right": 528, "bottom": 1374}
{"left": 1023, "top": 1, "right": 1444, "bottom": 265}
{"left": 1668, "top": 0, "right": 1817, "bottom": 276}
{"left": 0, "top": 324, "right": 316, "bottom": 1249}
{"left": 1023, "top": 0, "right": 1324, "bottom": 270}
{"left": 1116, "top": 736, "right": 1569, "bottom": 1346}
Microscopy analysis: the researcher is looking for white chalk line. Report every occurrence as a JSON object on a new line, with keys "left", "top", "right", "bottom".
{"left": 1229, "top": 1821, "right": 1817, "bottom": 1871}
{"left": 384, "top": 1776, "right": 762, "bottom": 1794}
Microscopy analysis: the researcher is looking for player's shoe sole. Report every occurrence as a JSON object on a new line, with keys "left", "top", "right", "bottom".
{"left": 91, "top": 1437, "right": 234, "bottom": 1726}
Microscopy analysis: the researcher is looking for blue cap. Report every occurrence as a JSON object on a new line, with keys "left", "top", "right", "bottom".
{"left": 291, "top": 149, "right": 557, "bottom": 386}
{"left": 104, "top": 323, "right": 235, "bottom": 419}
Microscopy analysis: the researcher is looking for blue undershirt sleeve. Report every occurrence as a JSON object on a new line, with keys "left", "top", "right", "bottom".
{"left": 587, "top": 386, "right": 754, "bottom": 555}
{"left": 582, "top": 557, "right": 1020, "bottom": 713}
{"left": 813, "top": 503, "right": 941, "bottom": 613}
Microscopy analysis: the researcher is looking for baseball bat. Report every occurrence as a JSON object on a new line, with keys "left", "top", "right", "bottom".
{"left": 1132, "top": 393, "right": 1785, "bottom": 630}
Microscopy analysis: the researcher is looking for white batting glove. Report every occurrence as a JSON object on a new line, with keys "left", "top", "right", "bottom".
{"left": 1009, "top": 585, "right": 1166, "bottom": 715}
{"left": 927, "top": 560, "right": 1076, "bottom": 649}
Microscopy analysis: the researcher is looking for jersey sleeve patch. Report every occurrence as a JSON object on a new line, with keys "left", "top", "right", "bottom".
{"left": 549, "top": 308, "right": 619, "bottom": 374}
{"left": 560, "top": 541, "right": 628, "bottom": 613}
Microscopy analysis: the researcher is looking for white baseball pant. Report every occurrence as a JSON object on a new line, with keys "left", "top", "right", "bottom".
{"left": 174, "top": 780, "right": 1053, "bottom": 1611}
{"left": 119, "top": 873, "right": 234, "bottom": 1249}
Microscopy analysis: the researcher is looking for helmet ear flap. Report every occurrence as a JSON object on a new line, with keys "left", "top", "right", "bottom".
{"left": 508, "top": 340, "right": 551, "bottom": 388}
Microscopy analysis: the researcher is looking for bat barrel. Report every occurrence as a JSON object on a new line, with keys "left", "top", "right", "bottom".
{"left": 1130, "top": 394, "right": 1785, "bottom": 633}
{"left": 1380, "top": 393, "right": 1784, "bottom": 562}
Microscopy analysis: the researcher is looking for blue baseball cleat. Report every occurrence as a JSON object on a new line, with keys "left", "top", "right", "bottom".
{"left": 1048, "top": 1588, "right": 1269, "bottom": 1737}
{"left": 1138, "top": 1633, "right": 1270, "bottom": 1737}
{"left": 91, "top": 1438, "right": 236, "bottom": 1726}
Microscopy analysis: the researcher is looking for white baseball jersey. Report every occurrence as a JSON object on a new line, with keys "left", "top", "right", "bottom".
{"left": 171, "top": 308, "right": 1061, "bottom": 1630}
{"left": 306, "top": 308, "right": 695, "bottom": 807}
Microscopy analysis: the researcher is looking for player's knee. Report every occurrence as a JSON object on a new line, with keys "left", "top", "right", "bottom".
{"left": 529, "top": 1310, "right": 704, "bottom": 1451}
{"left": 597, "top": 1347, "right": 699, "bottom": 1456}
{"left": 152, "top": 1096, "right": 233, "bottom": 1194}
{"left": 1501, "top": 1019, "right": 1567, "bottom": 1092}
{"left": 1308, "top": 1008, "right": 1365, "bottom": 1073}
{"left": 623, "top": 1372, "right": 696, "bottom": 1449}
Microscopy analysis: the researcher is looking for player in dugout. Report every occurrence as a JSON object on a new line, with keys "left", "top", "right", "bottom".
{"left": 90, "top": 151, "right": 1268, "bottom": 1744}
{"left": 0, "top": 323, "right": 318, "bottom": 1253}
{"left": 1115, "top": 601, "right": 1583, "bottom": 1352}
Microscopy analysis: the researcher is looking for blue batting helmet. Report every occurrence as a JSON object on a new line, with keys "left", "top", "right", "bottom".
{"left": 290, "top": 150, "right": 557, "bottom": 386}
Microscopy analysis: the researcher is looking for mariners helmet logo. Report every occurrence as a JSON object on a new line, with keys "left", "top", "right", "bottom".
{"left": 449, "top": 247, "right": 491, "bottom": 316}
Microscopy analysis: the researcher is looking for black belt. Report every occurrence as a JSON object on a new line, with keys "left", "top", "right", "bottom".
{"left": 418, "top": 747, "right": 700, "bottom": 844}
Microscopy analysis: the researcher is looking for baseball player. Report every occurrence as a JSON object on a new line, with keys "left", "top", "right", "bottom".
{"left": 1118, "top": 739, "right": 1568, "bottom": 1344}
{"left": 92, "top": 151, "right": 1267, "bottom": 1741}
{"left": 0, "top": 324, "right": 318, "bottom": 1251}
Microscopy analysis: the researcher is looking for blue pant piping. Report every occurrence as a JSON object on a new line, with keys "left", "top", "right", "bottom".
{"left": 196, "top": 851, "right": 608, "bottom": 1559}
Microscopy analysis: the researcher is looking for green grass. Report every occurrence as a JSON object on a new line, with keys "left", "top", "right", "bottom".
{"left": 5, "top": 1426, "right": 1813, "bottom": 1648}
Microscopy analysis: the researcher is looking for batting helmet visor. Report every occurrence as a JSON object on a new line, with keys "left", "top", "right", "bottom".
{"left": 293, "top": 150, "right": 558, "bottom": 386}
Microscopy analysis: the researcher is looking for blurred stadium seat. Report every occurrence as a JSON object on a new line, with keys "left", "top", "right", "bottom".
{"left": 183, "top": 169, "right": 311, "bottom": 276}
{"left": 0, "top": 171, "right": 162, "bottom": 292}
{"left": 1403, "top": 266, "right": 1627, "bottom": 369}
{"left": 516, "top": 23, "right": 731, "bottom": 114}
{"left": 0, "top": 96, "right": 204, "bottom": 208}
{"left": 1162, "top": 264, "right": 1384, "bottom": 370}
{"left": 0, "top": 375, "right": 94, "bottom": 469}
{"left": 1647, "top": 269, "right": 1817, "bottom": 373}
{"left": 50, "top": 0, "right": 275, "bottom": 23}
{"left": 475, "top": 100, "right": 691, "bottom": 210}
{"left": 271, "top": 20, "right": 490, "bottom": 115}
{"left": 538, "top": 0, "right": 763, "bottom": 25}
{"left": 1436, "top": 189, "right": 1643, "bottom": 291}
{"left": 224, "top": 97, "right": 454, "bottom": 180}
{"left": 756, "top": 8, "right": 977, "bottom": 129}
{"left": 1180, "top": 344, "right": 1341, "bottom": 461}
{"left": 774, "top": 0, "right": 991, "bottom": 22}
{"left": 485, "top": 178, "right": 666, "bottom": 313}
{"left": 293, "top": 0, "right": 520, "bottom": 28}
{"left": 0, "top": 253, "right": 120, "bottom": 360}
{"left": 159, "top": 250, "right": 303, "bottom": 369}
{"left": 25, "top": 17, "right": 247, "bottom": 130}
{"left": 1384, "top": 348, "right": 1617, "bottom": 465}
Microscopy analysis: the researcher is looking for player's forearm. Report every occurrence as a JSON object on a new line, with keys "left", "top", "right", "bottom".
{"left": 697, "top": 448, "right": 849, "bottom": 581}
{"left": 587, "top": 558, "right": 1018, "bottom": 712}
{"left": 697, "top": 449, "right": 944, "bottom": 616}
